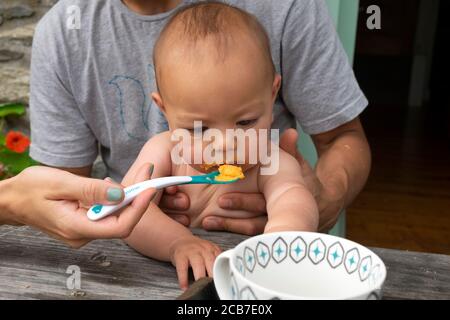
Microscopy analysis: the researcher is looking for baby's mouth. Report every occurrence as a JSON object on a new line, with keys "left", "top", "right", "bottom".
{"left": 200, "top": 162, "right": 248, "bottom": 175}
{"left": 200, "top": 163, "right": 220, "bottom": 172}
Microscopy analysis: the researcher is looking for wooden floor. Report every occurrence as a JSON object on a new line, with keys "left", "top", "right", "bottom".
{"left": 347, "top": 105, "right": 450, "bottom": 254}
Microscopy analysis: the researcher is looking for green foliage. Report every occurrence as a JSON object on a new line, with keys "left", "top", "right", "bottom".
{"left": 0, "top": 103, "right": 26, "bottom": 117}
{"left": 0, "top": 103, "right": 35, "bottom": 180}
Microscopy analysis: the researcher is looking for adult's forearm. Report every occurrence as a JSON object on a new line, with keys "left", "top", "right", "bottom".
{"left": 0, "top": 177, "right": 16, "bottom": 225}
{"left": 314, "top": 118, "right": 371, "bottom": 208}
{"left": 52, "top": 165, "right": 93, "bottom": 177}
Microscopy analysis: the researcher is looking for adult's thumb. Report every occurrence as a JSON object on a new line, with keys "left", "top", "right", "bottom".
{"left": 280, "top": 128, "right": 306, "bottom": 164}
{"left": 56, "top": 174, "right": 125, "bottom": 206}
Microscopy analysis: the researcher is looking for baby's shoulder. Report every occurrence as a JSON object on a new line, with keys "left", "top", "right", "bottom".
{"left": 257, "top": 146, "right": 302, "bottom": 189}
{"left": 135, "top": 131, "right": 174, "bottom": 168}
{"left": 278, "top": 147, "right": 301, "bottom": 169}
{"left": 264, "top": 143, "right": 301, "bottom": 173}
{"left": 143, "top": 131, "right": 173, "bottom": 151}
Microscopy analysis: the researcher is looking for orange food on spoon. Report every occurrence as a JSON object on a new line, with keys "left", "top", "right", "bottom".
{"left": 215, "top": 165, "right": 245, "bottom": 182}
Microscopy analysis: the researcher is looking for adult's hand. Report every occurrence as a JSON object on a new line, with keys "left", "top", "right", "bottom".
{"left": 279, "top": 129, "right": 345, "bottom": 232}
{"left": 201, "top": 193, "right": 268, "bottom": 235}
{"left": 160, "top": 185, "right": 267, "bottom": 236}
{"left": 195, "top": 129, "right": 344, "bottom": 235}
{"left": 0, "top": 164, "right": 156, "bottom": 248}
{"left": 161, "top": 120, "right": 368, "bottom": 235}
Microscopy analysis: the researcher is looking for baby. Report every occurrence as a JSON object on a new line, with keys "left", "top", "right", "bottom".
{"left": 122, "top": 2, "right": 319, "bottom": 290}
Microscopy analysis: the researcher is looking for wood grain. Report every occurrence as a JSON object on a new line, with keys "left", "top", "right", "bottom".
{"left": 0, "top": 226, "right": 449, "bottom": 300}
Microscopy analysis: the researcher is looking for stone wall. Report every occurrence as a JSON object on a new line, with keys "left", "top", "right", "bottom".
{"left": 0, "top": 0, "right": 59, "bottom": 104}
{"left": 0, "top": 1, "right": 109, "bottom": 177}
{"left": 0, "top": 0, "right": 58, "bottom": 132}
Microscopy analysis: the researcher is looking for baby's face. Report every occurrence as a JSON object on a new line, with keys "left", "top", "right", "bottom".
{"left": 153, "top": 44, "right": 280, "bottom": 173}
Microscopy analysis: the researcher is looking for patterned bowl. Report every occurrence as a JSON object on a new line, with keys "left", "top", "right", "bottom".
{"left": 213, "top": 232, "right": 387, "bottom": 300}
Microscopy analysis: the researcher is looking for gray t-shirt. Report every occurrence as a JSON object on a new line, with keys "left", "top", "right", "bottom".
{"left": 30, "top": 0, "right": 368, "bottom": 181}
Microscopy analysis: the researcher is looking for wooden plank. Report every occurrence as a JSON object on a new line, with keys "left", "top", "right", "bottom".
{"left": 372, "top": 247, "right": 450, "bottom": 300}
{"left": 0, "top": 226, "right": 180, "bottom": 300}
{"left": 0, "top": 226, "right": 449, "bottom": 300}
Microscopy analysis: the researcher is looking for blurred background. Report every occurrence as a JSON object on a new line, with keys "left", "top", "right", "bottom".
{"left": 350, "top": 0, "right": 450, "bottom": 254}
{"left": 0, "top": 0, "right": 448, "bottom": 254}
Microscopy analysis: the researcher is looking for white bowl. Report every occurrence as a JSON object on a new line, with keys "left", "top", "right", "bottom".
{"left": 214, "top": 232, "right": 387, "bottom": 300}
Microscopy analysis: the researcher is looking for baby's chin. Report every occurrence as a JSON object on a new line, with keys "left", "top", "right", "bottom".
{"left": 191, "top": 163, "right": 256, "bottom": 174}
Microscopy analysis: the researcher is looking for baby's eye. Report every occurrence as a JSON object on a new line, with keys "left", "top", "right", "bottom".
{"left": 236, "top": 119, "right": 257, "bottom": 127}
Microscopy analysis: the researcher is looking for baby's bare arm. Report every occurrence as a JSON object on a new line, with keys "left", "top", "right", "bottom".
{"left": 259, "top": 149, "right": 319, "bottom": 233}
{"left": 122, "top": 133, "right": 194, "bottom": 261}
{"left": 124, "top": 202, "right": 195, "bottom": 260}
{"left": 122, "top": 132, "right": 221, "bottom": 289}
{"left": 124, "top": 199, "right": 222, "bottom": 289}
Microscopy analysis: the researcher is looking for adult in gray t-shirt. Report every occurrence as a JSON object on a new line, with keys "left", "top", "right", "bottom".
{"left": 30, "top": 0, "right": 370, "bottom": 233}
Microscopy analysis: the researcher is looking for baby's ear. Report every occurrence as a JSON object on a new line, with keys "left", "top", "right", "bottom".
{"left": 151, "top": 92, "right": 166, "bottom": 114}
{"left": 272, "top": 74, "right": 282, "bottom": 100}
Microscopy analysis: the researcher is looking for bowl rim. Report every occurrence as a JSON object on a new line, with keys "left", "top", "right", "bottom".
{"left": 225, "top": 231, "right": 387, "bottom": 300}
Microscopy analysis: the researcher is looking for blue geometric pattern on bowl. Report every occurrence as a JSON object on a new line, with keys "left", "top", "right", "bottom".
{"left": 327, "top": 241, "right": 345, "bottom": 268}
{"left": 308, "top": 238, "right": 326, "bottom": 265}
{"left": 225, "top": 234, "right": 385, "bottom": 300}
{"left": 289, "top": 236, "right": 307, "bottom": 263}
{"left": 236, "top": 256, "right": 245, "bottom": 277}
{"left": 272, "top": 237, "right": 288, "bottom": 263}
{"left": 230, "top": 273, "right": 239, "bottom": 300}
{"left": 368, "top": 264, "right": 383, "bottom": 288}
{"left": 256, "top": 242, "right": 270, "bottom": 268}
{"left": 240, "top": 286, "right": 257, "bottom": 300}
{"left": 235, "top": 236, "right": 381, "bottom": 283}
{"left": 359, "top": 256, "right": 373, "bottom": 282}
{"left": 344, "top": 248, "right": 360, "bottom": 274}
{"left": 244, "top": 247, "right": 256, "bottom": 272}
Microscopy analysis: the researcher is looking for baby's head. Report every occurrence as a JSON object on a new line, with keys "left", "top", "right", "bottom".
{"left": 152, "top": 1, "right": 281, "bottom": 172}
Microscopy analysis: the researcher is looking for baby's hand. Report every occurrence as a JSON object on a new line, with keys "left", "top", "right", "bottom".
{"left": 169, "top": 236, "right": 222, "bottom": 290}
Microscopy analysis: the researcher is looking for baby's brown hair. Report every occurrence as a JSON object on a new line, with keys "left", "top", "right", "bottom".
{"left": 153, "top": 1, "right": 275, "bottom": 90}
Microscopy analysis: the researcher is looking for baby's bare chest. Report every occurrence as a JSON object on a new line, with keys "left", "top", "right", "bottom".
{"left": 172, "top": 165, "right": 261, "bottom": 227}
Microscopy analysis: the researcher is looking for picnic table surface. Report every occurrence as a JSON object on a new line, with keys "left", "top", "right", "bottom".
{"left": 0, "top": 226, "right": 449, "bottom": 300}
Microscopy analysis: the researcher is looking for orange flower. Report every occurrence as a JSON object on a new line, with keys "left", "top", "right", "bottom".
{"left": 5, "top": 131, "right": 30, "bottom": 153}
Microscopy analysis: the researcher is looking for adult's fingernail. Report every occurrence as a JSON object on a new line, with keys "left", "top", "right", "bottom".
{"left": 219, "top": 199, "right": 233, "bottom": 209}
{"left": 149, "top": 163, "right": 154, "bottom": 176}
{"left": 204, "top": 217, "right": 221, "bottom": 229}
{"left": 174, "top": 198, "right": 185, "bottom": 209}
{"left": 107, "top": 188, "right": 123, "bottom": 201}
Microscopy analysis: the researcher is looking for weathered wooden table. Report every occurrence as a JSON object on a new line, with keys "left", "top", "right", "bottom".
{"left": 0, "top": 226, "right": 449, "bottom": 300}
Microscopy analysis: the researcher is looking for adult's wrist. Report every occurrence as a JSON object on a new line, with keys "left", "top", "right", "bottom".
{"left": 319, "top": 166, "right": 348, "bottom": 195}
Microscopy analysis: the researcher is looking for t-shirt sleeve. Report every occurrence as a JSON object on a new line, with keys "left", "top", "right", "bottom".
{"left": 280, "top": 0, "right": 368, "bottom": 135}
{"left": 29, "top": 11, "right": 98, "bottom": 167}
